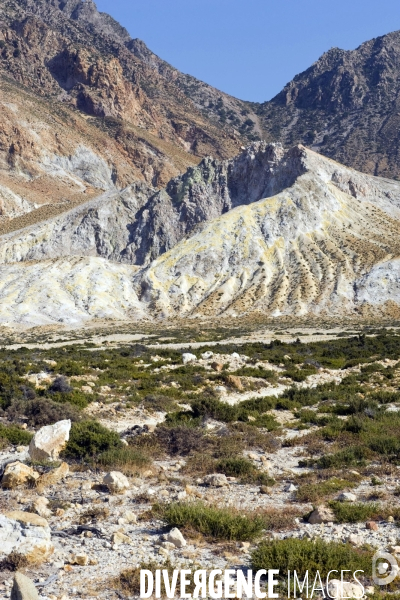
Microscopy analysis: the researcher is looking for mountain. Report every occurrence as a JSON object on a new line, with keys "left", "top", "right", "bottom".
{"left": 0, "top": 0, "right": 258, "bottom": 230}
{"left": 1, "top": 143, "right": 400, "bottom": 326}
{"left": 256, "top": 31, "right": 400, "bottom": 180}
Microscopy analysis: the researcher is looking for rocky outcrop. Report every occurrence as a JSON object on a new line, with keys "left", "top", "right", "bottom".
{"left": 0, "top": 144, "right": 400, "bottom": 325}
{"left": 11, "top": 572, "right": 39, "bottom": 600}
{"left": 0, "top": 513, "right": 53, "bottom": 564}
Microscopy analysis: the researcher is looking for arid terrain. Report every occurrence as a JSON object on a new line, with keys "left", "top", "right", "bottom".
{"left": 0, "top": 321, "right": 400, "bottom": 598}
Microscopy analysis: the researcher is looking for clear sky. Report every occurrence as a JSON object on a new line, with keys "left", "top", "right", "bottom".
{"left": 95, "top": 0, "right": 400, "bottom": 102}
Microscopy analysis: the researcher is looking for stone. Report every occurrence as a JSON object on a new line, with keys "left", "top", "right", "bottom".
{"left": 224, "top": 374, "right": 243, "bottom": 390}
{"left": 365, "top": 586, "right": 375, "bottom": 596}
{"left": 123, "top": 511, "right": 137, "bottom": 524}
{"left": 103, "top": 471, "right": 130, "bottom": 493}
{"left": 214, "top": 385, "right": 227, "bottom": 394}
{"left": 347, "top": 534, "right": 362, "bottom": 546}
{"left": 37, "top": 462, "right": 69, "bottom": 489}
{"left": 327, "top": 579, "right": 363, "bottom": 599}
{"left": 182, "top": 353, "right": 196, "bottom": 365}
{"left": 70, "top": 553, "right": 89, "bottom": 566}
{"left": 2, "top": 462, "right": 39, "bottom": 489}
{"left": 285, "top": 483, "right": 297, "bottom": 493}
{"left": 0, "top": 514, "right": 53, "bottom": 564}
{"left": 81, "top": 386, "right": 93, "bottom": 394}
{"left": 203, "top": 473, "right": 229, "bottom": 487}
{"left": 211, "top": 362, "right": 223, "bottom": 372}
{"left": 29, "top": 420, "right": 71, "bottom": 461}
{"left": 390, "top": 545, "right": 400, "bottom": 554}
{"left": 366, "top": 521, "right": 379, "bottom": 531}
{"left": 387, "top": 516, "right": 395, "bottom": 523}
{"left": 11, "top": 572, "right": 39, "bottom": 600}
{"left": 308, "top": 505, "right": 335, "bottom": 524}
{"left": 166, "top": 527, "right": 186, "bottom": 548}
{"left": 31, "top": 497, "right": 51, "bottom": 519}
{"left": 5, "top": 511, "right": 49, "bottom": 528}
{"left": 338, "top": 492, "right": 357, "bottom": 502}
{"left": 201, "top": 352, "right": 214, "bottom": 359}
{"left": 111, "top": 531, "right": 130, "bottom": 545}
{"left": 259, "top": 485, "right": 271, "bottom": 495}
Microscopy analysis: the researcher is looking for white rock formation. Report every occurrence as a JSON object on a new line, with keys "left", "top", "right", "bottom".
{"left": 1, "top": 144, "right": 400, "bottom": 324}
{"left": 103, "top": 471, "right": 130, "bottom": 493}
{"left": 0, "top": 514, "right": 53, "bottom": 564}
{"left": 29, "top": 420, "right": 71, "bottom": 461}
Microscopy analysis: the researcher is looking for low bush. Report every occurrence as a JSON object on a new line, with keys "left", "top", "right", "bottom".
{"left": 328, "top": 501, "right": 380, "bottom": 523}
{"left": 62, "top": 420, "right": 122, "bottom": 460}
{"left": 0, "top": 423, "right": 32, "bottom": 445}
{"left": 115, "top": 560, "right": 178, "bottom": 595}
{"left": 96, "top": 447, "right": 151, "bottom": 473}
{"left": 251, "top": 538, "right": 372, "bottom": 581}
{"left": 155, "top": 426, "right": 208, "bottom": 456}
{"left": 7, "top": 397, "right": 80, "bottom": 426}
{"left": 155, "top": 501, "right": 265, "bottom": 541}
{"left": 296, "top": 478, "right": 357, "bottom": 503}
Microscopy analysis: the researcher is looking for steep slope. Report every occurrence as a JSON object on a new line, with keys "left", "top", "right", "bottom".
{"left": 256, "top": 30, "right": 400, "bottom": 180}
{"left": 1, "top": 144, "right": 400, "bottom": 325}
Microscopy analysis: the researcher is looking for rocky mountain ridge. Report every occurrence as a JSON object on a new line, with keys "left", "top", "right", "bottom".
{"left": 1, "top": 143, "right": 400, "bottom": 325}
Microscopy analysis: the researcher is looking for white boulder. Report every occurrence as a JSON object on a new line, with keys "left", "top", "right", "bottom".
{"left": 338, "top": 492, "right": 357, "bottom": 502}
{"left": 103, "top": 471, "right": 130, "bottom": 493}
{"left": 203, "top": 473, "right": 229, "bottom": 487}
{"left": 29, "top": 420, "right": 71, "bottom": 461}
{"left": 201, "top": 351, "right": 214, "bottom": 359}
{"left": 182, "top": 353, "right": 197, "bottom": 365}
{"left": 327, "top": 579, "right": 363, "bottom": 599}
{"left": 0, "top": 514, "right": 53, "bottom": 564}
{"left": 166, "top": 527, "right": 186, "bottom": 548}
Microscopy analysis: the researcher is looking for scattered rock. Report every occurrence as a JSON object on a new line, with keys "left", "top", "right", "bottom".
{"left": 285, "top": 483, "right": 297, "bottom": 493}
{"left": 37, "top": 462, "right": 69, "bottom": 489}
{"left": 201, "top": 352, "right": 214, "bottom": 359}
{"left": 11, "top": 572, "right": 39, "bottom": 600}
{"left": 203, "top": 473, "right": 229, "bottom": 487}
{"left": 111, "top": 531, "right": 131, "bottom": 545}
{"left": 31, "top": 497, "right": 51, "bottom": 518}
{"left": 327, "top": 579, "right": 363, "bottom": 599}
{"left": 81, "top": 386, "right": 94, "bottom": 394}
{"left": 2, "top": 462, "right": 39, "bottom": 489}
{"left": 165, "top": 527, "right": 186, "bottom": 548}
{"left": 387, "top": 516, "right": 395, "bottom": 523}
{"left": 347, "top": 534, "right": 362, "bottom": 546}
{"left": 70, "top": 553, "right": 89, "bottom": 566}
{"left": 211, "top": 362, "right": 224, "bottom": 372}
{"left": 259, "top": 485, "right": 271, "bottom": 495}
{"left": 5, "top": 511, "right": 49, "bottom": 528}
{"left": 123, "top": 511, "right": 137, "bottom": 524}
{"left": 224, "top": 374, "right": 243, "bottom": 390}
{"left": 366, "top": 521, "right": 379, "bottom": 531}
{"left": 103, "top": 471, "right": 130, "bottom": 493}
{"left": 338, "top": 492, "right": 357, "bottom": 502}
{"left": 29, "top": 420, "right": 71, "bottom": 461}
{"left": 308, "top": 505, "right": 335, "bottom": 524}
{"left": 182, "top": 353, "right": 196, "bottom": 365}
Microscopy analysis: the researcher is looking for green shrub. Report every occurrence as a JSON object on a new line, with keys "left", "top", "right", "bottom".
{"left": 62, "top": 420, "right": 122, "bottom": 460}
{"left": 314, "top": 446, "right": 370, "bottom": 469}
{"left": 296, "top": 478, "right": 357, "bottom": 503}
{"left": 328, "top": 501, "right": 380, "bottom": 523}
{"left": 0, "top": 423, "right": 32, "bottom": 446}
{"left": 251, "top": 538, "right": 372, "bottom": 581}
{"left": 155, "top": 501, "right": 265, "bottom": 541}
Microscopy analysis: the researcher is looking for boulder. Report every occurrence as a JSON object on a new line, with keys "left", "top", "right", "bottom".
{"left": 5, "top": 511, "right": 49, "bottom": 528}
{"left": 327, "top": 579, "right": 363, "bottom": 599}
{"left": 11, "top": 572, "right": 39, "bottom": 600}
{"left": 308, "top": 505, "right": 335, "bottom": 524}
{"left": 29, "top": 420, "right": 71, "bottom": 461}
{"left": 166, "top": 527, "right": 186, "bottom": 548}
{"left": 366, "top": 520, "right": 378, "bottom": 531}
{"left": 2, "top": 462, "right": 39, "bottom": 489}
{"left": 224, "top": 374, "right": 243, "bottom": 391}
{"left": 0, "top": 514, "right": 53, "bottom": 564}
{"left": 111, "top": 531, "right": 131, "bottom": 545}
{"left": 201, "top": 351, "right": 214, "bottom": 359}
{"left": 37, "top": 461, "right": 69, "bottom": 489}
{"left": 31, "top": 497, "right": 51, "bottom": 519}
{"left": 182, "top": 353, "right": 197, "bottom": 365}
{"left": 103, "top": 471, "right": 130, "bottom": 493}
{"left": 123, "top": 510, "right": 137, "bottom": 524}
{"left": 338, "top": 492, "right": 357, "bottom": 502}
{"left": 211, "top": 362, "right": 223, "bottom": 372}
{"left": 203, "top": 473, "right": 229, "bottom": 487}
{"left": 70, "top": 552, "right": 89, "bottom": 566}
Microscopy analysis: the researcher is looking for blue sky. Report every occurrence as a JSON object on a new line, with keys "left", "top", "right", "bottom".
{"left": 96, "top": 0, "right": 400, "bottom": 102}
